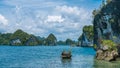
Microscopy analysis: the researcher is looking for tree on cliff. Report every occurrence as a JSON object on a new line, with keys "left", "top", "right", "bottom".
{"left": 83, "top": 25, "right": 94, "bottom": 42}
{"left": 78, "top": 25, "right": 93, "bottom": 46}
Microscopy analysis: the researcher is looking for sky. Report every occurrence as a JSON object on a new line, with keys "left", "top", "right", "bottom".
{"left": 0, "top": 0, "right": 102, "bottom": 41}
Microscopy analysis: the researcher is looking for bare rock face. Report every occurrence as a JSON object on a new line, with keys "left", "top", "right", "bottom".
{"left": 102, "top": 45, "right": 109, "bottom": 51}
{"left": 96, "top": 50, "right": 104, "bottom": 60}
{"left": 96, "top": 49, "right": 118, "bottom": 61}
{"left": 93, "top": 0, "right": 120, "bottom": 62}
{"left": 93, "top": 0, "right": 120, "bottom": 49}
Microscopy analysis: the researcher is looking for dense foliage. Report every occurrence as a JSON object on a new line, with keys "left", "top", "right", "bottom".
{"left": 57, "top": 40, "right": 66, "bottom": 45}
{"left": 65, "top": 38, "right": 75, "bottom": 45}
{"left": 78, "top": 25, "right": 93, "bottom": 42}
{"left": 78, "top": 25, "right": 93, "bottom": 46}
{"left": 0, "top": 29, "right": 43, "bottom": 46}
{"left": 10, "top": 29, "right": 31, "bottom": 45}
{"left": 45, "top": 33, "right": 57, "bottom": 45}
{"left": 83, "top": 25, "right": 94, "bottom": 41}
{"left": 0, "top": 29, "right": 78, "bottom": 46}
{"left": 102, "top": 40, "right": 117, "bottom": 51}
{"left": 0, "top": 33, "right": 12, "bottom": 45}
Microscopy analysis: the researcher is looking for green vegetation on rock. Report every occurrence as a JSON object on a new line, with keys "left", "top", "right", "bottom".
{"left": 78, "top": 25, "right": 93, "bottom": 46}
{"left": 0, "top": 29, "right": 42, "bottom": 46}
{"left": 45, "top": 33, "right": 57, "bottom": 45}
{"left": 93, "top": 0, "right": 120, "bottom": 47}
{"left": 10, "top": 29, "right": 30, "bottom": 45}
{"left": 0, "top": 29, "right": 78, "bottom": 46}
{"left": 102, "top": 40, "right": 117, "bottom": 51}
{"left": 66, "top": 38, "right": 74, "bottom": 45}
{"left": 78, "top": 25, "right": 93, "bottom": 42}
{"left": 83, "top": 25, "right": 94, "bottom": 42}
{"left": 93, "top": 0, "right": 120, "bottom": 61}
{"left": 0, "top": 33, "right": 12, "bottom": 45}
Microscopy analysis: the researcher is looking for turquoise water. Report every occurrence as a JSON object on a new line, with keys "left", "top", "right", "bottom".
{"left": 0, "top": 45, "right": 96, "bottom": 68}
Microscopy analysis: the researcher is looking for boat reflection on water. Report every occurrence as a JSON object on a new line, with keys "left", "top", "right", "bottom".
{"left": 61, "top": 58, "right": 72, "bottom": 63}
{"left": 61, "top": 58, "right": 72, "bottom": 67}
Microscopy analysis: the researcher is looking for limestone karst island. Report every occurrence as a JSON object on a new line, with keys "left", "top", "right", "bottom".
{"left": 0, "top": 0, "right": 120, "bottom": 68}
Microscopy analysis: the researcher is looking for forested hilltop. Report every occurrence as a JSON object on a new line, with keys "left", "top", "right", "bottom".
{"left": 78, "top": 25, "right": 93, "bottom": 47}
{"left": 0, "top": 25, "right": 93, "bottom": 46}
{"left": 0, "top": 29, "right": 57, "bottom": 46}
{"left": 0, "top": 29, "right": 78, "bottom": 46}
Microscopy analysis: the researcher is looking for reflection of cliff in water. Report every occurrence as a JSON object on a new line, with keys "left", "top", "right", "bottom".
{"left": 61, "top": 58, "right": 72, "bottom": 63}
{"left": 93, "top": 59, "right": 120, "bottom": 68}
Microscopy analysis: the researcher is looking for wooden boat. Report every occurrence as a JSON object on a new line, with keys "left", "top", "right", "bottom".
{"left": 61, "top": 51, "right": 72, "bottom": 59}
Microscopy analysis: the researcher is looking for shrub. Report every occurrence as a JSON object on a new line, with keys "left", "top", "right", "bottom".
{"left": 102, "top": 40, "right": 117, "bottom": 51}
{"left": 93, "top": 44, "right": 97, "bottom": 49}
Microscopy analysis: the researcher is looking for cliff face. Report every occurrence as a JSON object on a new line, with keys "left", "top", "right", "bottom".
{"left": 79, "top": 25, "right": 93, "bottom": 47}
{"left": 93, "top": 0, "right": 120, "bottom": 61}
{"left": 93, "top": 0, "right": 120, "bottom": 48}
{"left": 80, "top": 33, "right": 91, "bottom": 47}
{"left": 25, "top": 35, "right": 39, "bottom": 46}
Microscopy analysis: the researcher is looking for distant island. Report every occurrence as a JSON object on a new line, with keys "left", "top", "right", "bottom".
{"left": 0, "top": 25, "right": 93, "bottom": 46}
{"left": 0, "top": 29, "right": 58, "bottom": 46}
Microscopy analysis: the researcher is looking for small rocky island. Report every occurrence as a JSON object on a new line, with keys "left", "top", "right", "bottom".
{"left": 93, "top": 0, "right": 120, "bottom": 61}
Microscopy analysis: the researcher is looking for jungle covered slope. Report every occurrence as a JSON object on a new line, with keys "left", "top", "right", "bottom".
{"left": 78, "top": 25, "right": 93, "bottom": 47}
{"left": 0, "top": 29, "right": 57, "bottom": 46}
{"left": 0, "top": 29, "right": 77, "bottom": 46}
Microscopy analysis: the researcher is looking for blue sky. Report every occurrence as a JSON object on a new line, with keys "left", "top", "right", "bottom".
{"left": 0, "top": 0, "right": 102, "bottom": 41}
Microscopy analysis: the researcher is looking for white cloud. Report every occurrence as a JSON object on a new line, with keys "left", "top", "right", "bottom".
{"left": 0, "top": 14, "right": 8, "bottom": 26}
{"left": 56, "top": 5, "right": 80, "bottom": 15}
{"left": 56, "top": 5, "right": 91, "bottom": 20}
{"left": 45, "top": 15, "right": 64, "bottom": 23}
{"left": 0, "top": 1, "right": 93, "bottom": 40}
{"left": 15, "top": 6, "right": 21, "bottom": 13}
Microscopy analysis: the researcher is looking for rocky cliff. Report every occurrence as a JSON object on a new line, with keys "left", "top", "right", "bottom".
{"left": 93, "top": 0, "right": 120, "bottom": 61}
{"left": 93, "top": 0, "right": 120, "bottom": 48}
{"left": 78, "top": 25, "right": 93, "bottom": 47}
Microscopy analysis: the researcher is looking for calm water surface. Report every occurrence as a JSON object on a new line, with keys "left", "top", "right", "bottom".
{"left": 0, "top": 45, "right": 119, "bottom": 68}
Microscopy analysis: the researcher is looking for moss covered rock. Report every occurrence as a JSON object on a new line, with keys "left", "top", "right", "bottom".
{"left": 96, "top": 40, "right": 118, "bottom": 61}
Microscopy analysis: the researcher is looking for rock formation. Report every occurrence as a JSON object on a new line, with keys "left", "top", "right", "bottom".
{"left": 93, "top": 0, "right": 120, "bottom": 61}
